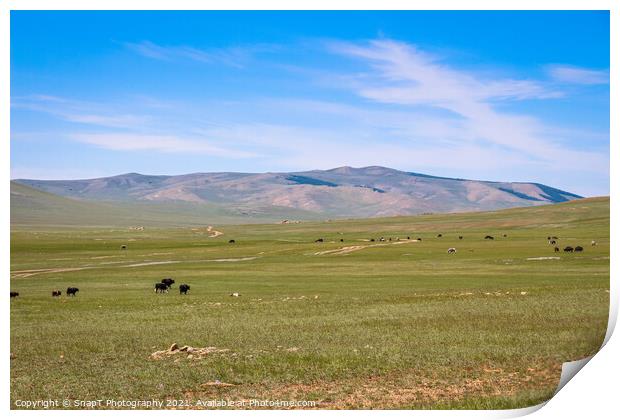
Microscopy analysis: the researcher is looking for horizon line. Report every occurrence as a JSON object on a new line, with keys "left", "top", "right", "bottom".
{"left": 11, "top": 165, "right": 585, "bottom": 197}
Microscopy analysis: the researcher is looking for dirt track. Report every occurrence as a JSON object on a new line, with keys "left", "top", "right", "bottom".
{"left": 11, "top": 267, "right": 92, "bottom": 278}
{"left": 314, "top": 239, "right": 419, "bottom": 256}
{"left": 207, "top": 226, "right": 223, "bottom": 238}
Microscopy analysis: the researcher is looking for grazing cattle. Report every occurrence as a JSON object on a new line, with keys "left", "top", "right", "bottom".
{"left": 458, "top": 236, "right": 463, "bottom": 240}
{"left": 417, "top": 238, "right": 422, "bottom": 241}
{"left": 503, "top": 234, "right": 507, "bottom": 237}
{"left": 388, "top": 237, "right": 392, "bottom": 241}
{"left": 563, "top": 246, "right": 574, "bottom": 253}
{"left": 407, "top": 236, "right": 411, "bottom": 240}
{"left": 10, "top": 292, "right": 18, "bottom": 298}
{"left": 447, "top": 248, "right": 457, "bottom": 254}
{"left": 66, "top": 287, "right": 79, "bottom": 296}
{"left": 549, "top": 240, "right": 557, "bottom": 245}
{"left": 484, "top": 235, "right": 494, "bottom": 240}
{"left": 161, "top": 278, "right": 175, "bottom": 288}
{"left": 547, "top": 236, "right": 551, "bottom": 240}
{"left": 437, "top": 234, "right": 442, "bottom": 238}
{"left": 228, "top": 239, "right": 235, "bottom": 244}
{"left": 120, "top": 245, "right": 127, "bottom": 250}
{"left": 230, "top": 292, "right": 240, "bottom": 297}
{"left": 554, "top": 247, "right": 560, "bottom": 253}
{"left": 379, "top": 237, "right": 385, "bottom": 242}
{"left": 179, "top": 284, "right": 190, "bottom": 294}
{"left": 154, "top": 283, "right": 168, "bottom": 293}
{"left": 315, "top": 238, "right": 324, "bottom": 243}
{"left": 340, "top": 238, "right": 344, "bottom": 242}
{"left": 52, "top": 290, "right": 62, "bottom": 297}
{"left": 574, "top": 246, "right": 584, "bottom": 252}
{"left": 551, "top": 236, "right": 558, "bottom": 240}
{"left": 591, "top": 240, "right": 597, "bottom": 246}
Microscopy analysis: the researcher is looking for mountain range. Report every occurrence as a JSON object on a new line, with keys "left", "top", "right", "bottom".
{"left": 11, "top": 166, "right": 582, "bottom": 226}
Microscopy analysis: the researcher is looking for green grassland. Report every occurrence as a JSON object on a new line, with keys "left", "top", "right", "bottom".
{"left": 10, "top": 197, "right": 609, "bottom": 409}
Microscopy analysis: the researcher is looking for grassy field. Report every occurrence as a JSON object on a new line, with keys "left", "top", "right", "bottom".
{"left": 10, "top": 197, "right": 609, "bottom": 409}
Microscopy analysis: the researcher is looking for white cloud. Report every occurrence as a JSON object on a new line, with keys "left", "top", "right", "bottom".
{"left": 328, "top": 40, "right": 561, "bottom": 103}
{"left": 69, "top": 132, "right": 259, "bottom": 158}
{"left": 123, "top": 41, "right": 278, "bottom": 68}
{"left": 62, "top": 113, "right": 151, "bottom": 128}
{"left": 326, "top": 39, "right": 607, "bottom": 171}
{"left": 548, "top": 65, "right": 609, "bottom": 85}
{"left": 12, "top": 95, "right": 153, "bottom": 129}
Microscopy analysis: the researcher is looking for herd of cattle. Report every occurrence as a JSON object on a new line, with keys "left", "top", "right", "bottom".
{"left": 154, "top": 278, "right": 191, "bottom": 294}
{"left": 546, "top": 236, "right": 594, "bottom": 253}
{"left": 10, "top": 233, "right": 597, "bottom": 299}
{"left": 314, "top": 233, "right": 594, "bottom": 256}
{"left": 11, "top": 287, "right": 79, "bottom": 299}
{"left": 9, "top": 280, "right": 191, "bottom": 299}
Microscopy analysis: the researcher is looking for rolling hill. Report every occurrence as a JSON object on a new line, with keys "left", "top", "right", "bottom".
{"left": 12, "top": 166, "right": 583, "bottom": 226}
{"left": 10, "top": 182, "right": 319, "bottom": 227}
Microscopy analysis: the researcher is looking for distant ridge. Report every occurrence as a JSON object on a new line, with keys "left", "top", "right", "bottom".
{"left": 13, "top": 166, "right": 582, "bottom": 223}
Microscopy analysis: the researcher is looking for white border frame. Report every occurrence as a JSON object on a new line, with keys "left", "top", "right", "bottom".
{"left": 2, "top": 2, "right": 616, "bottom": 419}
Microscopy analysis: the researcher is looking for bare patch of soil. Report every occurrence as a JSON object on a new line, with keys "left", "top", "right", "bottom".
{"left": 181, "top": 361, "right": 561, "bottom": 409}
{"left": 150, "top": 343, "right": 230, "bottom": 360}
{"left": 314, "top": 239, "right": 419, "bottom": 256}
{"left": 123, "top": 261, "right": 181, "bottom": 267}
{"left": 11, "top": 267, "right": 91, "bottom": 278}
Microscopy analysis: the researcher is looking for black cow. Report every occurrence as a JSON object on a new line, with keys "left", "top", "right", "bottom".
{"left": 340, "top": 238, "right": 344, "bottom": 242}
{"left": 370, "top": 238, "right": 375, "bottom": 242}
{"left": 485, "top": 235, "right": 494, "bottom": 240}
{"left": 120, "top": 245, "right": 127, "bottom": 250}
{"left": 66, "top": 287, "right": 79, "bottom": 296}
{"left": 161, "top": 278, "right": 175, "bottom": 288}
{"left": 154, "top": 283, "right": 168, "bottom": 293}
{"left": 549, "top": 240, "right": 557, "bottom": 245}
{"left": 574, "top": 246, "right": 584, "bottom": 252}
{"left": 10, "top": 292, "right": 18, "bottom": 298}
{"left": 417, "top": 238, "right": 422, "bottom": 241}
{"left": 52, "top": 290, "right": 62, "bottom": 297}
{"left": 437, "top": 234, "right": 442, "bottom": 238}
{"left": 458, "top": 236, "right": 463, "bottom": 240}
{"left": 551, "top": 236, "right": 559, "bottom": 240}
{"left": 315, "top": 238, "right": 324, "bottom": 243}
{"left": 179, "top": 284, "right": 190, "bottom": 294}
{"left": 229, "top": 239, "right": 235, "bottom": 244}
{"left": 503, "top": 234, "right": 507, "bottom": 237}
{"left": 554, "top": 247, "right": 560, "bottom": 252}
{"left": 407, "top": 236, "right": 411, "bottom": 240}
{"left": 564, "top": 246, "right": 574, "bottom": 252}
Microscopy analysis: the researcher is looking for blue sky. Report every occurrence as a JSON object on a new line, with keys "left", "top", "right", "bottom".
{"left": 10, "top": 11, "right": 609, "bottom": 196}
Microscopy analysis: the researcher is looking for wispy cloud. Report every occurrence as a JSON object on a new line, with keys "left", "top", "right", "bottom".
{"left": 325, "top": 39, "right": 606, "bottom": 170}
{"left": 547, "top": 65, "right": 609, "bottom": 85}
{"left": 12, "top": 95, "right": 152, "bottom": 129}
{"left": 12, "top": 95, "right": 258, "bottom": 158}
{"left": 69, "top": 132, "right": 259, "bottom": 158}
{"left": 327, "top": 40, "right": 562, "bottom": 103}
{"left": 123, "top": 40, "right": 278, "bottom": 68}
